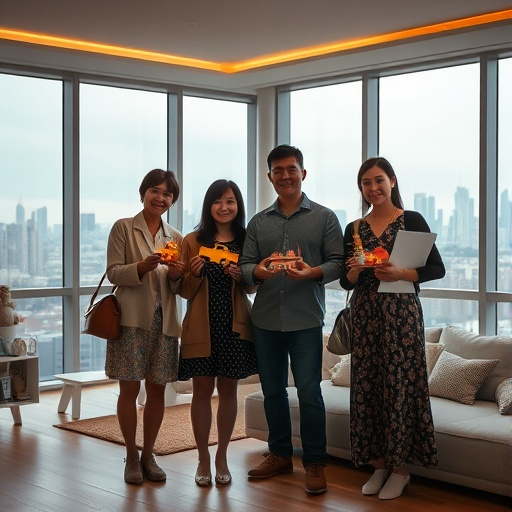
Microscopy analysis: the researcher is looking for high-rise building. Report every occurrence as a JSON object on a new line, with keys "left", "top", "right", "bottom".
{"left": 451, "top": 186, "right": 475, "bottom": 248}
{"left": 499, "top": 189, "right": 511, "bottom": 249}
{"left": 16, "top": 201, "right": 25, "bottom": 225}
{"left": 36, "top": 206, "right": 48, "bottom": 240}
{"left": 80, "top": 213, "right": 96, "bottom": 232}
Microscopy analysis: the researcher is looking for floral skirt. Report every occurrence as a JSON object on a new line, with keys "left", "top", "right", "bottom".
{"left": 105, "top": 305, "right": 179, "bottom": 386}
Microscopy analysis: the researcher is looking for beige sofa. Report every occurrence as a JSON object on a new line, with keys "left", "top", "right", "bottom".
{"left": 244, "top": 326, "right": 512, "bottom": 497}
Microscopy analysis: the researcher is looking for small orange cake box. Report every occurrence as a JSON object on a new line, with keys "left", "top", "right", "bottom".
{"left": 363, "top": 246, "right": 389, "bottom": 265}
{"left": 156, "top": 241, "right": 181, "bottom": 262}
{"left": 267, "top": 250, "right": 303, "bottom": 270}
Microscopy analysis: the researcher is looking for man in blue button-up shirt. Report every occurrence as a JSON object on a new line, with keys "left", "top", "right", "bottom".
{"left": 240, "top": 145, "right": 344, "bottom": 495}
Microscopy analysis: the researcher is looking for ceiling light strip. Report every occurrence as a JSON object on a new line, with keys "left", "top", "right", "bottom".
{"left": 229, "top": 9, "right": 512, "bottom": 72}
{"left": 0, "top": 9, "right": 511, "bottom": 73}
{"left": 0, "top": 28, "right": 224, "bottom": 72}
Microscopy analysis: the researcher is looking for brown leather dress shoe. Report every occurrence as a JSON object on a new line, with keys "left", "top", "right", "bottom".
{"left": 304, "top": 463, "right": 327, "bottom": 494}
{"left": 247, "top": 451, "right": 293, "bottom": 479}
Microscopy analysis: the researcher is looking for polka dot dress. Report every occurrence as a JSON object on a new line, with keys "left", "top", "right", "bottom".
{"left": 178, "top": 240, "right": 258, "bottom": 380}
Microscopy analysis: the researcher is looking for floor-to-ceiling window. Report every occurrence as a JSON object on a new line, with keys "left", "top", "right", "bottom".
{"left": 182, "top": 96, "right": 249, "bottom": 236}
{"left": 0, "top": 71, "right": 254, "bottom": 382}
{"left": 379, "top": 64, "right": 480, "bottom": 330}
{"left": 79, "top": 84, "right": 169, "bottom": 371}
{"left": 288, "top": 82, "right": 362, "bottom": 330}
{"left": 281, "top": 58, "right": 511, "bottom": 334}
{"left": 497, "top": 57, "right": 512, "bottom": 334}
{"left": 0, "top": 73, "right": 64, "bottom": 380}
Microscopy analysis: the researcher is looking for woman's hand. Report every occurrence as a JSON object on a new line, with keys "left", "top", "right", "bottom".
{"left": 226, "top": 263, "right": 242, "bottom": 282}
{"left": 373, "top": 262, "right": 401, "bottom": 282}
{"left": 189, "top": 255, "right": 205, "bottom": 278}
{"left": 346, "top": 256, "right": 366, "bottom": 284}
{"left": 166, "top": 259, "right": 185, "bottom": 281}
{"left": 137, "top": 254, "right": 162, "bottom": 278}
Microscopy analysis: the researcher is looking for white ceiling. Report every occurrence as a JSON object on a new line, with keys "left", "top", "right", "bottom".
{"left": 2, "top": 0, "right": 511, "bottom": 63}
{"left": 1, "top": 0, "right": 512, "bottom": 93}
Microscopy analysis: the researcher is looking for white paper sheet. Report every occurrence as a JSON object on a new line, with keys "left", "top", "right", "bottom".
{"left": 378, "top": 230, "right": 437, "bottom": 293}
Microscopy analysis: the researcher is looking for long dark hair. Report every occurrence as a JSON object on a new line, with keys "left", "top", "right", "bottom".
{"left": 195, "top": 180, "right": 246, "bottom": 247}
{"left": 357, "top": 157, "right": 404, "bottom": 216}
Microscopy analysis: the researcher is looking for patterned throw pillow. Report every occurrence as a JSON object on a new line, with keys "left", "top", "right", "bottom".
{"left": 428, "top": 351, "right": 499, "bottom": 405}
{"left": 330, "top": 354, "right": 351, "bottom": 387}
{"left": 495, "top": 378, "right": 512, "bottom": 414}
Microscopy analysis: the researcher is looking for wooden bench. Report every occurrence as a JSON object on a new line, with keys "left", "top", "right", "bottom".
{"left": 54, "top": 371, "right": 114, "bottom": 419}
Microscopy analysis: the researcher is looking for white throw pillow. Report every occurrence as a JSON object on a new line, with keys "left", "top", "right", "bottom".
{"left": 428, "top": 350, "right": 498, "bottom": 405}
{"left": 330, "top": 354, "right": 351, "bottom": 387}
{"left": 425, "top": 342, "right": 444, "bottom": 376}
{"left": 322, "top": 333, "right": 342, "bottom": 380}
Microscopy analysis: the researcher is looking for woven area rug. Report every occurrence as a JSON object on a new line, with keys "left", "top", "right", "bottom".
{"left": 53, "top": 396, "right": 247, "bottom": 455}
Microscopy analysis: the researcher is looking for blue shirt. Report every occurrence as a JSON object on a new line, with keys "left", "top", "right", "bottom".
{"left": 240, "top": 193, "right": 344, "bottom": 331}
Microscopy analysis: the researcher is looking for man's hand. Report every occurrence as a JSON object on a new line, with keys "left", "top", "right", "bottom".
{"left": 285, "top": 260, "right": 320, "bottom": 281}
{"left": 253, "top": 256, "right": 281, "bottom": 282}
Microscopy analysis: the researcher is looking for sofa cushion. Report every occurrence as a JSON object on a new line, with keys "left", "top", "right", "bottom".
{"left": 495, "top": 378, "right": 512, "bottom": 415}
{"left": 428, "top": 396, "right": 512, "bottom": 488}
{"left": 438, "top": 326, "right": 512, "bottom": 401}
{"left": 428, "top": 351, "right": 498, "bottom": 405}
{"left": 330, "top": 354, "right": 351, "bottom": 387}
{"left": 425, "top": 342, "right": 444, "bottom": 376}
{"left": 425, "top": 326, "right": 443, "bottom": 344}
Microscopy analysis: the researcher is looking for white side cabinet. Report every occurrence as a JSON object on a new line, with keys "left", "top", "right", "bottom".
{"left": 0, "top": 355, "right": 39, "bottom": 425}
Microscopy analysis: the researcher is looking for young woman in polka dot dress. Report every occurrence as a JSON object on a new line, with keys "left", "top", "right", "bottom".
{"left": 177, "top": 179, "right": 258, "bottom": 487}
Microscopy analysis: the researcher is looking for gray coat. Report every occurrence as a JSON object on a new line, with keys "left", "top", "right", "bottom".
{"left": 106, "top": 211, "right": 183, "bottom": 337}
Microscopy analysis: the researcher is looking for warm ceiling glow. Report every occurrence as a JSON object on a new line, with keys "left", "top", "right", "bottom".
{"left": 1, "top": 9, "right": 511, "bottom": 73}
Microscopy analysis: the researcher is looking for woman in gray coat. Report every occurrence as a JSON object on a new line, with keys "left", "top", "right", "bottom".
{"left": 106, "top": 169, "right": 184, "bottom": 485}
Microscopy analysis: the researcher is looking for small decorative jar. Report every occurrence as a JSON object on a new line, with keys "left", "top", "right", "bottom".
{"left": 26, "top": 335, "right": 38, "bottom": 356}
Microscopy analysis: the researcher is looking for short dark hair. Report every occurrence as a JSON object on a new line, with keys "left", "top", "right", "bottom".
{"left": 267, "top": 145, "right": 304, "bottom": 171}
{"left": 357, "top": 157, "right": 404, "bottom": 213}
{"left": 196, "top": 179, "right": 246, "bottom": 247}
{"left": 139, "top": 169, "right": 180, "bottom": 205}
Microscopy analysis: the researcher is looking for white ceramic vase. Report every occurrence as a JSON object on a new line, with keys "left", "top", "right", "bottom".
{"left": 0, "top": 324, "right": 19, "bottom": 342}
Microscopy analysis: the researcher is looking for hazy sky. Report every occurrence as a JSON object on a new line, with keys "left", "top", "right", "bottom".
{"left": 1, "top": 60, "right": 511, "bottom": 230}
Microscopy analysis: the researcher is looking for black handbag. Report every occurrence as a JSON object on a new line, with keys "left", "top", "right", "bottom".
{"left": 327, "top": 297, "right": 352, "bottom": 355}
{"left": 327, "top": 219, "right": 361, "bottom": 355}
{"left": 82, "top": 271, "right": 121, "bottom": 340}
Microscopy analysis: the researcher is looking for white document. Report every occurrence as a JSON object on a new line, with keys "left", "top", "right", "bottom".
{"left": 378, "top": 230, "right": 437, "bottom": 293}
